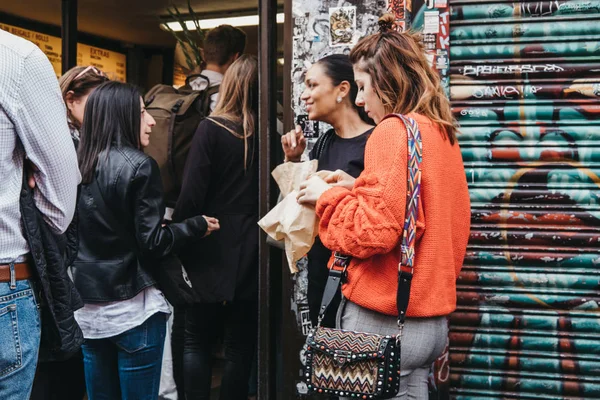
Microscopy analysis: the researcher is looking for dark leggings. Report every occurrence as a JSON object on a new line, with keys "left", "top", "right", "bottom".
{"left": 183, "top": 301, "right": 258, "bottom": 400}
{"left": 171, "top": 306, "right": 186, "bottom": 400}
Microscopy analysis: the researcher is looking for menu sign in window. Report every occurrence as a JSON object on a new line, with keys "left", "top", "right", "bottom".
{"left": 0, "top": 23, "right": 63, "bottom": 76}
{"left": 0, "top": 23, "right": 126, "bottom": 82}
{"left": 78, "top": 44, "right": 126, "bottom": 82}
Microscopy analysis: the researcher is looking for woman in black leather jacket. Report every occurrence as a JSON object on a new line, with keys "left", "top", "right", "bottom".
{"left": 30, "top": 65, "right": 110, "bottom": 400}
{"left": 71, "top": 81, "right": 219, "bottom": 400}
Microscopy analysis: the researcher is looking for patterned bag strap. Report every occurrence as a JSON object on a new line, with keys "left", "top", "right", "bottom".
{"left": 393, "top": 114, "right": 423, "bottom": 327}
{"left": 317, "top": 114, "right": 422, "bottom": 328}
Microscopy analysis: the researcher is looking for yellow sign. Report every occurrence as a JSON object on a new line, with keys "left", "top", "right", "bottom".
{"left": 0, "top": 23, "right": 126, "bottom": 82}
{"left": 78, "top": 44, "right": 126, "bottom": 82}
{"left": 0, "top": 23, "right": 63, "bottom": 76}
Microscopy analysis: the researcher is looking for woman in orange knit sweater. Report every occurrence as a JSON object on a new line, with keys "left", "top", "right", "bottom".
{"left": 297, "top": 15, "right": 471, "bottom": 399}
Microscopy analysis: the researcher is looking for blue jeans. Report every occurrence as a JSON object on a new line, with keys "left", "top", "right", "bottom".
{"left": 82, "top": 312, "right": 167, "bottom": 400}
{"left": 0, "top": 280, "right": 41, "bottom": 400}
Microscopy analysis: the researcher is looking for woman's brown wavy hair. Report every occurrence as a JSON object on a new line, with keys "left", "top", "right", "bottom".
{"left": 58, "top": 66, "right": 109, "bottom": 131}
{"left": 349, "top": 14, "right": 457, "bottom": 144}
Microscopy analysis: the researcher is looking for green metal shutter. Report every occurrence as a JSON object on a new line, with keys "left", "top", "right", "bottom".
{"left": 449, "top": 1, "right": 600, "bottom": 398}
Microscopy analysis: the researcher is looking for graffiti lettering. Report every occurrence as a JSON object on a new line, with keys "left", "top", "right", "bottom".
{"left": 521, "top": 1, "right": 562, "bottom": 17}
{"left": 437, "top": 350, "right": 450, "bottom": 382}
{"left": 473, "top": 86, "right": 520, "bottom": 99}
{"left": 439, "top": 34, "right": 450, "bottom": 50}
{"left": 439, "top": 12, "right": 450, "bottom": 50}
{"left": 463, "top": 64, "right": 565, "bottom": 76}
{"left": 388, "top": 0, "right": 406, "bottom": 19}
{"left": 558, "top": 1, "right": 600, "bottom": 14}
{"left": 460, "top": 109, "right": 489, "bottom": 117}
{"left": 485, "top": 28, "right": 498, "bottom": 38}
{"left": 450, "top": 1, "right": 600, "bottom": 398}
{"left": 488, "top": 4, "right": 511, "bottom": 18}
{"left": 472, "top": 85, "right": 542, "bottom": 98}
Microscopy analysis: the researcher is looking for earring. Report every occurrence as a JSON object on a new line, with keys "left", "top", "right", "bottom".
{"left": 336, "top": 97, "right": 342, "bottom": 104}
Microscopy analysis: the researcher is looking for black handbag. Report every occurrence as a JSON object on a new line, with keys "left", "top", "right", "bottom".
{"left": 303, "top": 114, "right": 422, "bottom": 399}
{"left": 87, "top": 177, "right": 200, "bottom": 306}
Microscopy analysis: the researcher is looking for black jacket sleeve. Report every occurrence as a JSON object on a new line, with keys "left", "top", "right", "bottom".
{"left": 129, "top": 156, "right": 208, "bottom": 258}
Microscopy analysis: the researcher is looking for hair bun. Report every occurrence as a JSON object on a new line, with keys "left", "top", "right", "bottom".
{"left": 378, "top": 14, "right": 396, "bottom": 33}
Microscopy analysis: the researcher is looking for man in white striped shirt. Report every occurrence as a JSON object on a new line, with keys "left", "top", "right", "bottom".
{"left": 0, "top": 29, "right": 80, "bottom": 398}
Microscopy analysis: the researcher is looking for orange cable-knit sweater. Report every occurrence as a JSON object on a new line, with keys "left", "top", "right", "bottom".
{"left": 315, "top": 113, "right": 471, "bottom": 317}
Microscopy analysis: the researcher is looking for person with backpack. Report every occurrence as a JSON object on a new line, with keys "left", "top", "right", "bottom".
{"left": 188, "top": 24, "right": 247, "bottom": 112}
{"left": 72, "top": 81, "right": 219, "bottom": 400}
{"left": 144, "top": 24, "right": 247, "bottom": 400}
{"left": 144, "top": 24, "right": 247, "bottom": 209}
{"left": 173, "top": 54, "right": 259, "bottom": 400}
{"left": 280, "top": 54, "right": 374, "bottom": 328}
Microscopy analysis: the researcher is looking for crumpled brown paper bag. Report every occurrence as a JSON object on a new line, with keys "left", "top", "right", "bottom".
{"left": 258, "top": 160, "right": 324, "bottom": 273}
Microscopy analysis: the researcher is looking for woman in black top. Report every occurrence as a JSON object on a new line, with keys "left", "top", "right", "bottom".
{"left": 281, "top": 54, "right": 374, "bottom": 327}
{"left": 173, "top": 55, "right": 259, "bottom": 400}
{"left": 73, "top": 82, "right": 219, "bottom": 400}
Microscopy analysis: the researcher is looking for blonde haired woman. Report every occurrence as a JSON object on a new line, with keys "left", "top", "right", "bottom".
{"left": 173, "top": 54, "right": 259, "bottom": 400}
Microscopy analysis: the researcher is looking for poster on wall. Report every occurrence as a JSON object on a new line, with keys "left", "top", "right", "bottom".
{"left": 329, "top": 6, "right": 357, "bottom": 47}
{"left": 0, "top": 23, "right": 126, "bottom": 81}
{"left": 424, "top": 10, "right": 441, "bottom": 34}
{"left": 409, "top": 0, "right": 450, "bottom": 95}
{"left": 388, "top": 0, "right": 409, "bottom": 30}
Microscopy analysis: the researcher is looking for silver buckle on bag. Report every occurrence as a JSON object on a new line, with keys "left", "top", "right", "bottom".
{"left": 331, "top": 253, "right": 349, "bottom": 277}
{"left": 396, "top": 320, "right": 404, "bottom": 347}
{"left": 332, "top": 349, "right": 352, "bottom": 367}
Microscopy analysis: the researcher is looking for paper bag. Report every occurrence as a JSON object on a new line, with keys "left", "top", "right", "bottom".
{"left": 258, "top": 161, "right": 319, "bottom": 273}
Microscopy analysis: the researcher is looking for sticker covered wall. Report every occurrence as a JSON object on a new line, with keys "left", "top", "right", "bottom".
{"left": 291, "top": 0, "right": 386, "bottom": 138}
{"left": 410, "top": 0, "right": 451, "bottom": 95}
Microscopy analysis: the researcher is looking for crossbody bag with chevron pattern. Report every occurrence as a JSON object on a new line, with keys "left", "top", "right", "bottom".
{"left": 303, "top": 114, "right": 423, "bottom": 399}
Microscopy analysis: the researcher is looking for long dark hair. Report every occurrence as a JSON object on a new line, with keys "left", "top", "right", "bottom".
{"left": 316, "top": 54, "right": 373, "bottom": 124}
{"left": 78, "top": 81, "right": 141, "bottom": 183}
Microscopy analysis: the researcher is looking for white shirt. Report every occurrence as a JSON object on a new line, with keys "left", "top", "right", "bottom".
{"left": 75, "top": 286, "right": 171, "bottom": 339}
{"left": 0, "top": 30, "right": 81, "bottom": 263}
{"left": 188, "top": 69, "right": 223, "bottom": 112}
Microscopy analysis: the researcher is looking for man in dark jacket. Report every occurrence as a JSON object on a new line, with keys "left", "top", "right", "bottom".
{"left": 0, "top": 30, "right": 80, "bottom": 399}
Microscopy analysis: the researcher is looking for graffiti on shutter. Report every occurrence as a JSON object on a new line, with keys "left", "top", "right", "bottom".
{"left": 450, "top": 0, "right": 600, "bottom": 398}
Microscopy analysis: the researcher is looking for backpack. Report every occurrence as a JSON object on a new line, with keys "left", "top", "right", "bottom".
{"left": 144, "top": 75, "right": 220, "bottom": 206}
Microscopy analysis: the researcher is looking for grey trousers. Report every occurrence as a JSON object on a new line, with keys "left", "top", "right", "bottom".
{"left": 336, "top": 298, "right": 448, "bottom": 400}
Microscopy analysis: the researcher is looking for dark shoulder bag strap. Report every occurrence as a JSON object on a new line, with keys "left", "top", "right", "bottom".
{"left": 317, "top": 114, "right": 423, "bottom": 326}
